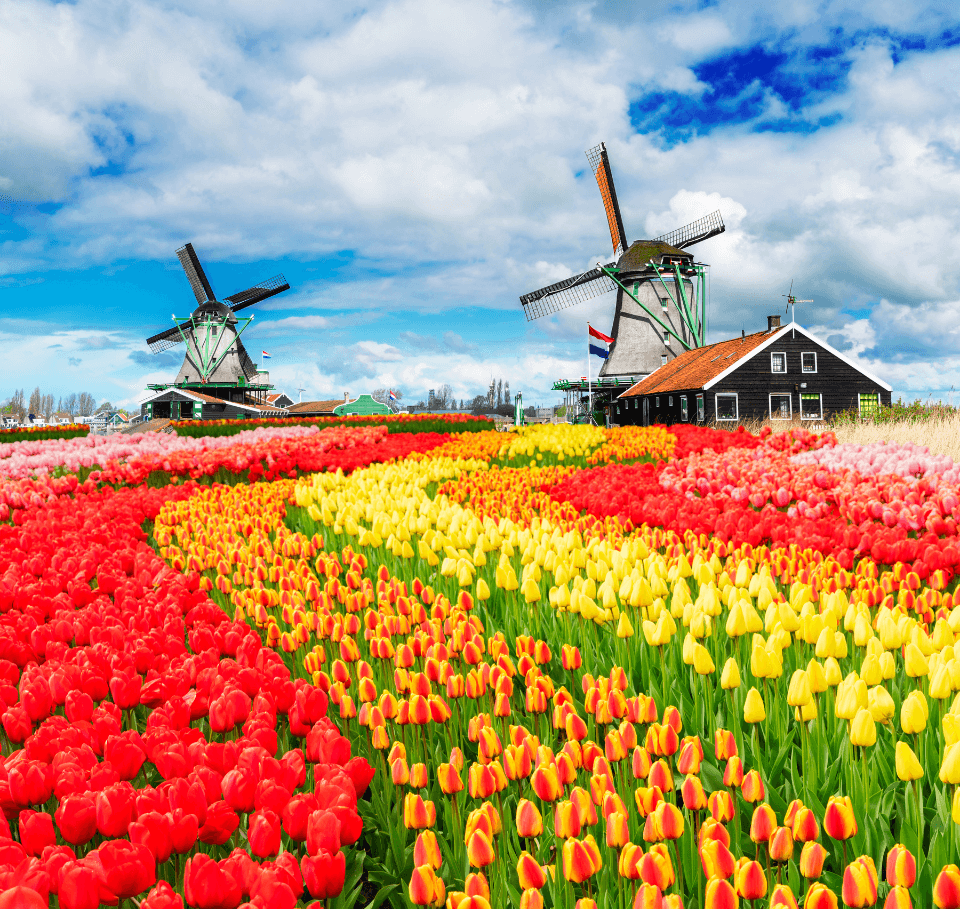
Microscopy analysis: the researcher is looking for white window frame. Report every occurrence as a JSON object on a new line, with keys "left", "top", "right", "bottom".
{"left": 663, "top": 330, "right": 670, "bottom": 346}
{"left": 769, "top": 393, "right": 792, "bottom": 420}
{"left": 668, "top": 396, "right": 673, "bottom": 406}
{"left": 799, "top": 393, "right": 822, "bottom": 421}
{"left": 801, "top": 352, "right": 817, "bottom": 373}
{"left": 681, "top": 396, "right": 688, "bottom": 422}
{"left": 858, "top": 393, "right": 879, "bottom": 416}
{"left": 770, "top": 351, "right": 787, "bottom": 374}
{"left": 661, "top": 354, "right": 668, "bottom": 366}
{"left": 655, "top": 397, "right": 659, "bottom": 407}
{"left": 696, "top": 394, "right": 704, "bottom": 422}
{"left": 715, "top": 392, "right": 739, "bottom": 421}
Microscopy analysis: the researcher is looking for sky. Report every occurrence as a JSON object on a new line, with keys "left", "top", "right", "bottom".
{"left": 1, "top": 0, "right": 960, "bottom": 410}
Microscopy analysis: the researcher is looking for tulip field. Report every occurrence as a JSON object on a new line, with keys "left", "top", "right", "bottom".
{"left": 2, "top": 419, "right": 960, "bottom": 909}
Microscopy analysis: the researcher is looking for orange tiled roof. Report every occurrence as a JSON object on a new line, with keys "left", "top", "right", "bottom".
{"left": 619, "top": 326, "right": 783, "bottom": 398}
{"left": 286, "top": 400, "right": 344, "bottom": 414}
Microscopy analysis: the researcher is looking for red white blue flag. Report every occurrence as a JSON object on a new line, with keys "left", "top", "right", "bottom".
{"left": 589, "top": 324, "right": 613, "bottom": 358}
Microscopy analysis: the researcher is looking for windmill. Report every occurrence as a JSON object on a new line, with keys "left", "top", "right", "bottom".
{"left": 520, "top": 142, "right": 725, "bottom": 379}
{"left": 145, "top": 243, "right": 290, "bottom": 405}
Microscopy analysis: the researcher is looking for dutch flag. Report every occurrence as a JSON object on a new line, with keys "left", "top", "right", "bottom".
{"left": 261, "top": 351, "right": 271, "bottom": 359}
{"left": 388, "top": 390, "right": 398, "bottom": 402}
{"left": 589, "top": 324, "right": 614, "bottom": 359}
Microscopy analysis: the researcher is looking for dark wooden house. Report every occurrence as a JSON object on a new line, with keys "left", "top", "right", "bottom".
{"left": 613, "top": 316, "right": 892, "bottom": 426}
{"left": 140, "top": 388, "right": 287, "bottom": 422}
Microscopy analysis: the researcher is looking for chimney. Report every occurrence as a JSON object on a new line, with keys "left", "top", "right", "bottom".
{"left": 344, "top": 392, "right": 348, "bottom": 402}
{"left": 767, "top": 314, "right": 781, "bottom": 332}
{"left": 741, "top": 329, "right": 745, "bottom": 340}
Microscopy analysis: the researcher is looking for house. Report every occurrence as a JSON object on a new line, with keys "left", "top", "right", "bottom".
{"left": 266, "top": 392, "right": 295, "bottom": 408}
{"left": 286, "top": 396, "right": 351, "bottom": 418}
{"left": 90, "top": 411, "right": 129, "bottom": 434}
{"left": 139, "top": 388, "right": 287, "bottom": 422}
{"left": 51, "top": 411, "right": 74, "bottom": 425}
{"left": 333, "top": 394, "right": 391, "bottom": 416}
{"left": 613, "top": 316, "right": 892, "bottom": 426}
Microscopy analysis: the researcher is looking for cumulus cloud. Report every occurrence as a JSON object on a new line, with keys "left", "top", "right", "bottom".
{"left": 1, "top": 0, "right": 959, "bottom": 402}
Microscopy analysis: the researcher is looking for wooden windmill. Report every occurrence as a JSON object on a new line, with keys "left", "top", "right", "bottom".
{"left": 520, "top": 142, "right": 725, "bottom": 378}
{"left": 146, "top": 243, "right": 290, "bottom": 404}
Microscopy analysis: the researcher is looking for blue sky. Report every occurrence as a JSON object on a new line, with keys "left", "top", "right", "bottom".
{"left": 2, "top": 0, "right": 960, "bottom": 409}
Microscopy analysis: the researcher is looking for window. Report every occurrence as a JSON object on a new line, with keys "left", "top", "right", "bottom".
{"left": 661, "top": 354, "right": 668, "bottom": 366}
{"left": 771, "top": 352, "right": 787, "bottom": 373}
{"left": 859, "top": 393, "right": 879, "bottom": 417}
{"left": 801, "top": 352, "right": 817, "bottom": 373}
{"left": 668, "top": 396, "right": 673, "bottom": 406}
{"left": 663, "top": 330, "right": 670, "bottom": 346}
{"left": 800, "top": 393, "right": 822, "bottom": 420}
{"left": 697, "top": 395, "right": 704, "bottom": 422}
{"left": 655, "top": 397, "right": 660, "bottom": 407}
{"left": 769, "top": 393, "right": 792, "bottom": 420}
{"left": 681, "top": 397, "right": 689, "bottom": 422}
{"left": 715, "top": 393, "right": 738, "bottom": 421}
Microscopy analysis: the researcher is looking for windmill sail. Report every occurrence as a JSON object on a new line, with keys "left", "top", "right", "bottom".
{"left": 520, "top": 264, "right": 617, "bottom": 321}
{"left": 146, "top": 323, "right": 187, "bottom": 353}
{"left": 176, "top": 243, "right": 216, "bottom": 304}
{"left": 225, "top": 275, "right": 290, "bottom": 312}
{"left": 653, "top": 210, "right": 725, "bottom": 250}
{"left": 585, "top": 143, "right": 627, "bottom": 260}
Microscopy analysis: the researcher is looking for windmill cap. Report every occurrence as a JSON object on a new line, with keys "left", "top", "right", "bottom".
{"left": 617, "top": 240, "right": 693, "bottom": 273}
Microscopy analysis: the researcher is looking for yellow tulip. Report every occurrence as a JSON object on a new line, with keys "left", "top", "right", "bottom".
{"left": 939, "top": 742, "right": 960, "bottom": 785}
{"left": 867, "top": 685, "right": 895, "bottom": 724}
{"left": 721, "top": 658, "right": 741, "bottom": 690}
{"left": 895, "top": 742, "right": 923, "bottom": 781}
{"left": 807, "top": 660, "right": 828, "bottom": 694}
{"left": 787, "top": 670, "right": 812, "bottom": 707}
{"left": 693, "top": 644, "right": 715, "bottom": 675}
{"left": 476, "top": 578, "right": 491, "bottom": 601}
{"left": 901, "top": 692, "right": 927, "bottom": 735}
{"left": 744, "top": 687, "right": 766, "bottom": 724}
{"left": 849, "top": 708, "right": 876, "bottom": 747}
{"left": 904, "top": 643, "right": 929, "bottom": 678}
{"left": 616, "top": 612, "right": 634, "bottom": 639}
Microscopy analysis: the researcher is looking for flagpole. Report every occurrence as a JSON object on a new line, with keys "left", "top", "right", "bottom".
{"left": 587, "top": 323, "right": 592, "bottom": 426}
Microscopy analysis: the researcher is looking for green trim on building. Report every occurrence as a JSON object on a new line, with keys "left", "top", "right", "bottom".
{"left": 333, "top": 394, "right": 392, "bottom": 416}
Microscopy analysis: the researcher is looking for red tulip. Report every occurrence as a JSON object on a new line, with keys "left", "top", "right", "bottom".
{"left": 98, "top": 839, "right": 156, "bottom": 899}
{"left": 19, "top": 810, "right": 55, "bottom": 857}
{"left": 184, "top": 854, "right": 243, "bottom": 909}
{"left": 307, "top": 809, "right": 342, "bottom": 856}
{"left": 129, "top": 811, "right": 174, "bottom": 864}
{"left": 198, "top": 801, "right": 240, "bottom": 846}
{"left": 934, "top": 865, "right": 960, "bottom": 909}
{"left": 301, "top": 850, "right": 346, "bottom": 899}
{"left": 55, "top": 794, "right": 97, "bottom": 846}
{"left": 95, "top": 781, "right": 137, "bottom": 838}
{"left": 141, "top": 881, "right": 186, "bottom": 909}
{"left": 58, "top": 860, "right": 101, "bottom": 909}
{"left": 248, "top": 809, "right": 282, "bottom": 858}
{"left": 0, "top": 887, "right": 47, "bottom": 909}
{"left": 824, "top": 796, "right": 857, "bottom": 841}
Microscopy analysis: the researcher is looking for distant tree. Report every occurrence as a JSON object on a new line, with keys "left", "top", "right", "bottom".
{"left": 98, "top": 401, "right": 115, "bottom": 414}
{"left": 470, "top": 395, "right": 487, "bottom": 414}
{"left": 434, "top": 384, "right": 452, "bottom": 410}
{"left": 28, "top": 387, "right": 41, "bottom": 416}
{"left": 504, "top": 381, "right": 510, "bottom": 405}
{"left": 10, "top": 389, "right": 25, "bottom": 421}
{"left": 41, "top": 393, "right": 55, "bottom": 421}
{"left": 62, "top": 393, "right": 78, "bottom": 416}
{"left": 77, "top": 392, "right": 96, "bottom": 416}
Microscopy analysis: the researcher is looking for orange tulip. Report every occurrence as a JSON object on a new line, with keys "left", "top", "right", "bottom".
{"left": 466, "top": 830, "right": 495, "bottom": 868}
{"left": 708, "top": 790, "right": 736, "bottom": 823}
{"left": 715, "top": 728, "right": 737, "bottom": 760}
{"left": 769, "top": 884, "right": 799, "bottom": 909}
{"left": 884, "top": 886, "right": 913, "bottom": 909}
{"left": 792, "top": 807, "right": 819, "bottom": 843}
{"left": 768, "top": 826, "right": 794, "bottom": 863}
{"left": 409, "top": 864, "right": 445, "bottom": 906}
{"left": 843, "top": 856, "right": 879, "bottom": 908}
{"left": 639, "top": 845, "right": 675, "bottom": 889}
{"left": 749, "top": 804, "right": 776, "bottom": 844}
{"left": 741, "top": 770, "right": 765, "bottom": 803}
{"left": 885, "top": 845, "right": 916, "bottom": 889}
{"left": 516, "top": 799, "right": 543, "bottom": 838}
{"left": 633, "top": 883, "right": 664, "bottom": 909}
{"left": 562, "top": 835, "right": 602, "bottom": 883}
{"left": 437, "top": 762, "right": 463, "bottom": 795}
{"left": 606, "top": 811, "right": 630, "bottom": 848}
{"left": 805, "top": 883, "right": 839, "bottom": 909}
{"left": 799, "top": 842, "right": 827, "bottom": 880}
{"left": 704, "top": 876, "right": 739, "bottom": 909}
{"left": 555, "top": 800, "right": 581, "bottom": 839}
{"left": 700, "top": 838, "right": 736, "bottom": 879}
{"left": 414, "top": 831, "right": 442, "bottom": 868}
{"left": 517, "top": 852, "right": 547, "bottom": 889}
{"left": 824, "top": 795, "right": 857, "bottom": 841}
{"left": 934, "top": 865, "right": 960, "bottom": 909}
{"left": 735, "top": 859, "right": 767, "bottom": 901}
{"left": 530, "top": 765, "right": 562, "bottom": 802}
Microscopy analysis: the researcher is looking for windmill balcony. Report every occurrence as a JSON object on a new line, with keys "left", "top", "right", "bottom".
{"left": 253, "top": 371, "right": 269, "bottom": 385}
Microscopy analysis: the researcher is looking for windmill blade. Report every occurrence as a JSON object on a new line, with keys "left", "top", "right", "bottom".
{"left": 653, "top": 210, "right": 725, "bottom": 250}
{"left": 176, "top": 243, "right": 216, "bottom": 304}
{"left": 146, "top": 323, "right": 188, "bottom": 353}
{"left": 585, "top": 143, "right": 627, "bottom": 260}
{"left": 519, "top": 264, "right": 617, "bottom": 321}
{"left": 225, "top": 275, "right": 290, "bottom": 312}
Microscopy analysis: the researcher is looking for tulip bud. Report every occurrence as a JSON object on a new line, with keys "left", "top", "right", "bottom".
{"left": 850, "top": 708, "right": 877, "bottom": 747}
{"left": 750, "top": 803, "right": 776, "bottom": 844}
{"left": 704, "top": 876, "right": 737, "bottom": 909}
{"left": 824, "top": 795, "right": 857, "bottom": 841}
{"left": 805, "top": 883, "right": 839, "bottom": 909}
{"left": 743, "top": 687, "right": 766, "bottom": 724}
{"left": 768, "top": 826, "right": 794, "bottom": 863}
{"left": 735, "top": 859, "right": 767, "bottom": 901}
{"left": 741, "top": 770, "right": 764, "bottom": 803}
{"left": 933, "top": 864, "right": 960, "bottom": 909}
{"left": 885, "top": 844, "right": 916, "bottom": 889}
{"left": 843, "top": 856, "right": 879, "bottom": 908}
{"left": 517, "top": 852, "right": 547, "bottom": 890}
{"left": 720, "top": 659, "right": 740, "bottom": 690}
{"left": 799, "top": 842, "right": 827, "bottom": 880}
{"left": 895, "top": 742, "right": 923, "bottom": 782}
{"left": 770, "top": 884, "right": 799, "bottom": 909}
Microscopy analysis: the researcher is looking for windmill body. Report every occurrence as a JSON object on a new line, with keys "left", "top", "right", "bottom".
{"left": 520, "top": 143, "right": 724, "bottom": 420}
{"left": 141, "top": 244, "right": 290, "bottom": 421}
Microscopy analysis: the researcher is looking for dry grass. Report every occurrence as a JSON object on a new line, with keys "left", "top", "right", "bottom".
{"left": 703, "top": 414, "right": 960, "bottom": 462}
